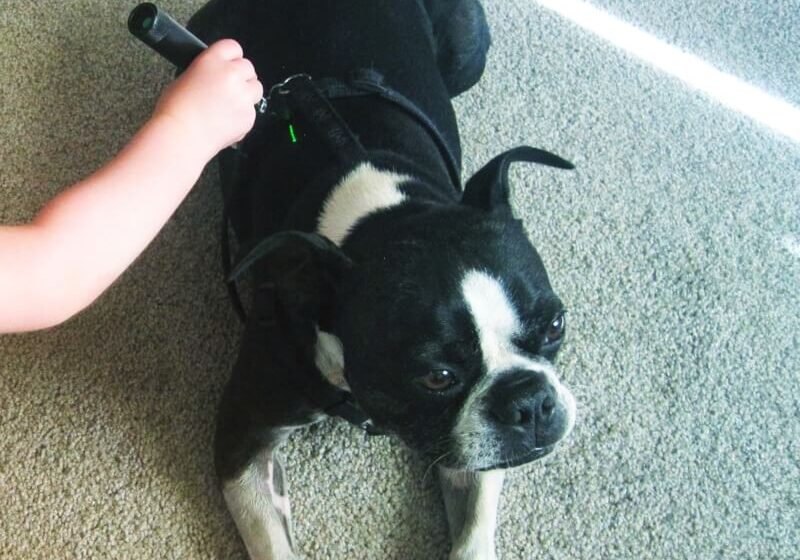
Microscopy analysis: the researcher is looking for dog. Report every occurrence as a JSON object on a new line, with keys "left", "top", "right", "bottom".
{"left": 186, "top": 0, "right": 577, "bottom": 558}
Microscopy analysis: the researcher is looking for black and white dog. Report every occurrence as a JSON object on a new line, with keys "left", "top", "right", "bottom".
{"left": 187, "top": 0, "right": 576, "bottom": 558}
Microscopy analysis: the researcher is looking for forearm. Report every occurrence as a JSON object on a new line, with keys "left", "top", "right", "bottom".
{"left": 0, "top": 39, "right": 260, "bottom": 334}
{"left": 0, "top": 116, "right": 210, "bottom": 333}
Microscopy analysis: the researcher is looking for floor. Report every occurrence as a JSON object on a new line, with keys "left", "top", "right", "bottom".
{"left": 1, "top": 1, "right": 798, "bottom": 558}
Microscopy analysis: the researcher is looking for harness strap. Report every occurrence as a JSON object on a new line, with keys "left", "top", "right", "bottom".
{"left": 223, "top": 72, "right": 463, "bottom": 322}
{"left": 269, "top": 73, "right": 369, "bottom": 164}
{"left": 218, "top": 147, "right": 249, "bottom": 322}
{"left": 317, "top": 69, "right": 462, "bottom": 193}
{"left": 221, "top": 73, "right": 371, "bottom": 323}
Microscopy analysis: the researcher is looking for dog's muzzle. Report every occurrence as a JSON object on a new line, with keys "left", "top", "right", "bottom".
{"left": 487, "top": 369, "right": 569, "bottom": 447}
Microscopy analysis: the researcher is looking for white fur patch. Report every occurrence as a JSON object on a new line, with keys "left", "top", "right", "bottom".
{"left": 461, "top": 270, "right": 522, "bottom": 375}
{"left": 315, "top": 329, "right": 348, "bottom": 390}
{"left": 222, "top": 453, "right": 296, "bottom": 560}
{"left": 317, "top": 162, "right": 410, "bottom": 246}
{"left": 441, "top": 468, "right": 505, "bottom": 560}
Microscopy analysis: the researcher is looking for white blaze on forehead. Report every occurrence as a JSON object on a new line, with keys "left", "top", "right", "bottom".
{"left": 461, "top": 270, "right": 522, "bottom": 374}
{"left": 317, "top": 162, "right": 410, "bottom": 246}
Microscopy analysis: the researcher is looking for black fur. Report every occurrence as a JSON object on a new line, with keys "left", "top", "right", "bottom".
{"left": 187, "top": 0, "right": 498, "bottom": 478}
{"left": 186, "top": 2, "right": 574, "bottom": 556}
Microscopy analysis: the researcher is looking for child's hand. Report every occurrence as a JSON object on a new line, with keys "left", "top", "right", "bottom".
{"left": 152, "top": 39, "right": 263, "bottom": 159}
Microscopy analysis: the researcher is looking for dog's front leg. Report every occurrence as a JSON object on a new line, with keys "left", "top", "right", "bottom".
{"left": 223, "top": 443, "right": 299, "bottom": 560}
{"left": 438, "top": 467, "right": 506, "bottom": 560}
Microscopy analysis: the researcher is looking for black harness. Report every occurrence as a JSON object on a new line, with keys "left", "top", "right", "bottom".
{"left": 221, "top": 71, "right": 460, "bottom": 435}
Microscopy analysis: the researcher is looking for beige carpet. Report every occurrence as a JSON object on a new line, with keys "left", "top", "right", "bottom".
{"left": 1, "top": 1, "right": 798, "bottom": 558}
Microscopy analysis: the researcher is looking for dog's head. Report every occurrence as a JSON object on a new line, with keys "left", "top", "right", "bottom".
{"left": 260, "top": 147, "right": 576, "bottom": 471}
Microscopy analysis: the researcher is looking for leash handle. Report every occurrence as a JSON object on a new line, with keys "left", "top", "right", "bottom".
{"left": 128, "top": 3, "right": 206, "bottom": 70}
{"left": 128, "top": 3, "right": 268, "bottom": 113}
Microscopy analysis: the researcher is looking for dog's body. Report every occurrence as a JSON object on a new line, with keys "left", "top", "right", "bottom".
{"left": 187, "top": 1, "right": 576, "bottom": 558}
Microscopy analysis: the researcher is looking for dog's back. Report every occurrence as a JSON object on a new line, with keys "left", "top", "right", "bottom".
{"left": 188, "top": 0, "right": 489, "bottom": 246}
{"left": 189, "top": 0, "right": 483, "bottom": 102}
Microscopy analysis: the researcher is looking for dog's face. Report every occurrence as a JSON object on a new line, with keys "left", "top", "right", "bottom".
{"left": 332, "top": 149, "right": 576, "bottom": 471}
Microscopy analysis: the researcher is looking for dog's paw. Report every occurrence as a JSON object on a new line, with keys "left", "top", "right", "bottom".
{"left": 449, "top": 545, "right": 498, "bottom": 560}
{"left": 246, "top": 552, "right": 302, "bottom": 560}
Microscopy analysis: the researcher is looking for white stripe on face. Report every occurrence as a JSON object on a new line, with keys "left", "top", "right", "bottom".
{"left": 317, "top": 162, "right": 410, "bottom": 246}
{"left": 461, "top": 270, "right": 522, "bottom": 375}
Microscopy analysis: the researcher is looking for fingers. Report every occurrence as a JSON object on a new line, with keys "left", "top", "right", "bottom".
{"left": 208, "top": 38, "right": 244, "bottom": 60}
{"left": 221, "top": 47, "right": 261, "bottom": 105}
{"left": 247, "top": 78, "right": 265, "bottom": 105}
{"left": 208, "top": 41, "right": 261, "bottom": 102}
{"left": 231, "top": 57, "right": 257, "bottom": 81}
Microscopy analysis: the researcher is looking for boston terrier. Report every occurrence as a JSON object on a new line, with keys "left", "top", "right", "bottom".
{"left": 186, "top": 0, "right": 577, "bottom": 558}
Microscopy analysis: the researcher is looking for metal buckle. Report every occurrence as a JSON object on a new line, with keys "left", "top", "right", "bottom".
{"left": 266, "top": 73, "right": 313, "bottom": 121}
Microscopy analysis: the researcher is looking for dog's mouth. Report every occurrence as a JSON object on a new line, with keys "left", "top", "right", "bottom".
{"left": 476, "top": 444, "right": 556, "bottom": 471}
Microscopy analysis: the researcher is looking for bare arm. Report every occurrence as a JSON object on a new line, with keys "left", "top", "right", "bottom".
{"left": 0, "top": 39, "right": 263, "bottom": 333}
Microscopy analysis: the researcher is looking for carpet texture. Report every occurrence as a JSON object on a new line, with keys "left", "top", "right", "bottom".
{"left": 1, "top": 1, "right": 798, "bottom": 558}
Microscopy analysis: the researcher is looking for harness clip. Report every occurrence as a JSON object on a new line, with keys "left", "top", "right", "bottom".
{"left": 266, "top": 73, "right": 313, "bottom": 121}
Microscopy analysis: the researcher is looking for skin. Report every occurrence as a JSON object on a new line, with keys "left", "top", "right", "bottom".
{"left": 0, "top": 39, "right": 263, "bottom": 334}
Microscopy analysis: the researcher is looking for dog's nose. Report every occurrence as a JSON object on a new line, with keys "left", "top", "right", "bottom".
{"left": 490, "top": 384, "right": 557, "bottom": 426}
{"left": 487, "top": 370, "right": 563, "bottom": 433}
{"left": 536, "top": 390, "right": 557, "bottom": 421}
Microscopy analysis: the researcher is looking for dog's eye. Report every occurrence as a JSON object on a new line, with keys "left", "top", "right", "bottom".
{"left": 545, "top": 313, "right": 566, "bottom": 344}
{"left": 418, "top": 369, "right": 457, "bottom": 392}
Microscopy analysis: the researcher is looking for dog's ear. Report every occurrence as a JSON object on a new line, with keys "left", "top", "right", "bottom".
{"left": 230, "top": 231, "right": 351, "bottom": 334}
{"left": 461, "top": 146, "right": 574, "bottom": 211}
